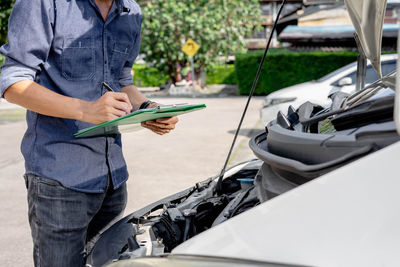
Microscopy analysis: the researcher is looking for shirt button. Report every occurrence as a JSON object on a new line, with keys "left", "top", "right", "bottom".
{"left": 104, "top": 60, "right": 107, "bottom": 64}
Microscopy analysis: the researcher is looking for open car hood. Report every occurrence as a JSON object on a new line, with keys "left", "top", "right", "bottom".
{"left": 344, "top": 0, "right": 388, "bottom": 78}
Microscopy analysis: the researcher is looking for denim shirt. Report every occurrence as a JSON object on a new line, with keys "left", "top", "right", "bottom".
{"left": 0, "top": 0, "right": 142, "bottom": 193}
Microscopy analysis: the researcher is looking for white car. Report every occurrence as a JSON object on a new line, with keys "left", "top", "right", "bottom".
{"left": 260, "top": 54, "right": 397, "bottom": 124}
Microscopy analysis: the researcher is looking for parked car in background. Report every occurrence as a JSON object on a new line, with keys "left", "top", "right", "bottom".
{"left": 260, "top": 54, "right": 397, "bottom": 124}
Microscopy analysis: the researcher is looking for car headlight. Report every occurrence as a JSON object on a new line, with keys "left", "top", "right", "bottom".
{"left": 263, "top": 97, "right": 297, "bottom": 108}
{"left": 106, "top": 255, "right": 296, "bottom": 267}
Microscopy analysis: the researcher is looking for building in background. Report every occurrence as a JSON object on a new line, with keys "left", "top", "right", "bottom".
{"left": 248, "top": 0, "right": 400, "bottom": 51}
{"left": 247, "top": 0, "right": 303, "bottom": 50}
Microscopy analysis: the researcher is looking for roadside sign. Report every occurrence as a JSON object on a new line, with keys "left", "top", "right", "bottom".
{"left": 182, "top": 39, "right": 200, "bottom": 57}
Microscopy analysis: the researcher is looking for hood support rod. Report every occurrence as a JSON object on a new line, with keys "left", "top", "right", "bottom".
{"left": 215, "top": 0, "right": 287, "bottom": 194}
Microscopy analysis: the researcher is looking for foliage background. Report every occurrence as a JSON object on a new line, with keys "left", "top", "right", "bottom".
{"left": 131, "top": 50, "right": 361, "bottom": 95}
{"left": 0, "top": 0, "right": 14, "bottom": 45}
{"left": 137, "top": 0, "right": 261, "bottom": 80}
{"left": 235, "top": 51, "right": 359, "bottom": 95}
{"left": 132, "top": 64, "right": 236, "bottom": 87}
{"left": 132, "top": 65, "right": 169, "bottom": 87}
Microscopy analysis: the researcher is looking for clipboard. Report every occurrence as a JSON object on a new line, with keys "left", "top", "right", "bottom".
{"left": 74, "top": 103, "right": 206, "bottom": 138}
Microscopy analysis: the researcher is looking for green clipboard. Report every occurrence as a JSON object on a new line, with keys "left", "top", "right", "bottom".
{"left": 74, "top": 103, "right": 206, "bottom": 138}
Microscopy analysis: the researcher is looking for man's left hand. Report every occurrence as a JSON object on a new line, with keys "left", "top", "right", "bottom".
{"left": 141, "top": 116, "right": 179, "bottom": 135}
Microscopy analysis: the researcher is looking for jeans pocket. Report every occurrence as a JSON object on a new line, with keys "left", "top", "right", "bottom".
{"left": 37, "top": 178, "right": 74, "bottom": 197}
{"left": 62, "top": 37, "right": 95, "bottom": 81}
{"left": 36, "top": 179, "right": 88, "bottom": 227}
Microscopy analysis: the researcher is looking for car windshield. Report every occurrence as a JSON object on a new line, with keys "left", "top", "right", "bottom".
{"left": 318, "top": 59, "right": 396, "bottom": 84}
{"left": 317, "top": 63, "right": 356, "bottom": 82}
{"left": 340, "top": 60, "right": 397, "bottom": 85}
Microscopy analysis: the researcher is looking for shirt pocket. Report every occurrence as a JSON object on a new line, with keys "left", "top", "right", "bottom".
{"left": 110, "top": 42, "right": 132, "bottom": 80}
{"left": 62, "top": 37, "right": 95, "bottom": 81}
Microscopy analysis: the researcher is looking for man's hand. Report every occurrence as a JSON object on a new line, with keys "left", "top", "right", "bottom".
{"left": 81, "top": 92, "right": 132, "bottom": 125}
{"left": 141, "top": 117, "right": 179, "bottom": 135}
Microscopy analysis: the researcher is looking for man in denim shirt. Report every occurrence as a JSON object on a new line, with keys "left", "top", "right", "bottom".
{"left": 0, "top": 0, "right": 178, "bottom": 265}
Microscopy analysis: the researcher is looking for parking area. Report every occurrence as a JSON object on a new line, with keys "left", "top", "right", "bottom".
{"left": 0, "top": 96, "right": 264, "bottom": 266}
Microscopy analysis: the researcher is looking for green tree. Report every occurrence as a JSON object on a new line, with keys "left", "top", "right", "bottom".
{"left": 138, "top": 0, "right": 261, "bottom": 82}
{"left": 0, "top": 0, "right": 14, "bottom": 45}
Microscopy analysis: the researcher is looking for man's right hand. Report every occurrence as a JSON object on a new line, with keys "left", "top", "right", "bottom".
{"left": 4, "top": 81, "right": 133, "bottom": 125}
{"left": 81, "top": 92, "right": 132, "bottom": 125}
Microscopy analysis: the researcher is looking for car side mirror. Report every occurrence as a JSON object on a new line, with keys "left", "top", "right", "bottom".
{"left": 337, "top": 77, "right": 353, "bottom": 87}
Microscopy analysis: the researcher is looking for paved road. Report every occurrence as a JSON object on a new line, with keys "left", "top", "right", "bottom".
{"left": 0, "top": 96, "right": 264, "bottom": 266}
{"left": 0, "top": 99, "right": 19, "bottom": 110}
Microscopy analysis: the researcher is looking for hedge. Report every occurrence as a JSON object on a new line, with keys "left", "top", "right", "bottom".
{"left": 132, "top": 64, "right": 237, "bottom": 87}
{"left": 132, "top": 65, "right": 169, "bottom": 87}
{"left": 206, "top": 65, "right": 236, "bottom": 85}
{"left": 235, "top": 51, "right": 359, "bottom": 95}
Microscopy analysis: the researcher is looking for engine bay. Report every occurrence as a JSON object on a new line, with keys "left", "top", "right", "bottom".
{"left": 86, "top": 161, "right": 262, "bottom": 267}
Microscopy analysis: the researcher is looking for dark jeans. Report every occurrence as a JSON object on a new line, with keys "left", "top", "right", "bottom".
{"left": 24, "top": 174, "right": 127, "bottom": 267}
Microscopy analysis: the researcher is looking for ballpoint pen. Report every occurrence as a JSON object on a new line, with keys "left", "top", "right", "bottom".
{"left": 102, "top": 82, "right": 114, "bottom": 92}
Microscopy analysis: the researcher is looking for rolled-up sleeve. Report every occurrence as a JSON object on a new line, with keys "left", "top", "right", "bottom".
{"left": 118, "top": 66, "right": 134, "bottom": 88}
{"left": 0, "top": 0, "right": 54, "bottom": 97}
{"left": 119, "top": 13, "right": 142, "bottom": 88}
{"left": 0, "top": 58, "right": 37, "bottom": 97}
